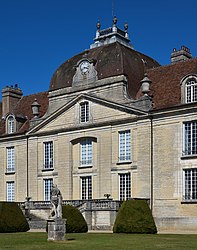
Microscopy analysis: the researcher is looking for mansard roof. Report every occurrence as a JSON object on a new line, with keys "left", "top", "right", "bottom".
{"left": 0, "top": 91, "right": 48, "bottom": 136}
{"left": 146, "top": 57, "right": 197, "bottom": 109}
{"left": 13, "top": 91, "right": 48, "bottom": 120}
{"left": 50, "top": 42, "right": 160, "bottom": 99}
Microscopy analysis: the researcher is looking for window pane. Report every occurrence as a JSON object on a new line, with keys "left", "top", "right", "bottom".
{"left": 184, "top": 169, "right": 197, "bottom": 201}
{"left": 44, "top": 142, "right": 53, "bottom": 169}
{"left": 184, "top": 122, "right": 197, "bottom": 155}
{"left": 7, "top": 147, "right": 15, "bottom": 172}
{"left": 80, "top": 139, "right": 92, "bottom": 165}
{"left": 81, "top": 176, "right": 92, "bottom": 200}
{"left": 119, "top": 173, "right": 131, "bottom": 200}
{"left": 7, "top": 182, "right": 15, "bottom": 202}
{"left": 186, "top": 78, "right": 197, "bottom": 103}
{"left": 44, "top": 179, "right": 53, "bottom": 201}
{"left": 80, "top": 102, "right": 89, "bottom": 123}
{"left": 119, "top": 130, "right": 131, "bottom": 161}
{"left": 7, "top": 116, "right": 15, "bottom": 134}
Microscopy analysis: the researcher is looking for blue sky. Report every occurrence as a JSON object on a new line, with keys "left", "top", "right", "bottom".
{"left": 0, "top": 0, "right": 197, "bottom": 98}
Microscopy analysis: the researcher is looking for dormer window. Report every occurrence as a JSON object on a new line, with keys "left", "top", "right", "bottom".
{"left": 80, "top": 102, "right": 89, "bottom": 123}
{"left": 186, "top": 77, "right": 197, "bottom": 103}
{"left": 7, "top": 115, "right": 15, "bottom": 134}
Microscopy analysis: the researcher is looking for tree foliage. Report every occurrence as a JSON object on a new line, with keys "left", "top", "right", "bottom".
{"left": 62, "top": 205, "right": 88, "bottom": 233}
{"left": 0, "top": 202, "right": 29, "bottom": 233}
{"left": 113, "top": 199, "right": 157, "bottom": 234}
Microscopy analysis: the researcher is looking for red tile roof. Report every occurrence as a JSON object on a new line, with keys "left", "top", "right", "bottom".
{"left": 138, "top": 58, "right": 197, "bottom": 109}
{"left": 0, "top": 91, "right": 48, "bottom": 136}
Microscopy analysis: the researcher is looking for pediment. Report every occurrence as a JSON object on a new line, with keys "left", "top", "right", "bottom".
{"left": 28, "top": 94, "right": 145, "bottom": 134}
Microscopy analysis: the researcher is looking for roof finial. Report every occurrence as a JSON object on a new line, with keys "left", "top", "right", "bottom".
{"left": 141, "top": 73, "right": 152, "bottom": 96}
{"left": 96, "top": 19, "right": 101, "bottom": 30}
{"left": 96, "top": 19, "right": 101, "bottom": 39}
{"left": 124, "top": 22, "right": 129, "bottom": 39}
{"left": 113, "top": 16, "right": 117, "bottom": 26}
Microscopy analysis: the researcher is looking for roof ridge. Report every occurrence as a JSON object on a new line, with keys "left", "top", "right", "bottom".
{"left": 148, "top": 57, "right": 197, "bottom": 72}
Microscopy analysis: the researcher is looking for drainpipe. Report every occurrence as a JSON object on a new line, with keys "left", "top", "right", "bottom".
{"left": 26, "top": 136, "right": 29, "bottom": 198}
{"left": 150, "top": 115, "right": 153, "bottom": 211}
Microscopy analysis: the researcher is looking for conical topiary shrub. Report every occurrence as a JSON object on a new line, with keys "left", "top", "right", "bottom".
{"left": 113, "top": 199, "right": 157, "bottom": 234}
{"left": 62, "top": 205, "right": 88, "bottom": 233}
{"left": 0, "top": 202, "right": 29, "bottom": 233}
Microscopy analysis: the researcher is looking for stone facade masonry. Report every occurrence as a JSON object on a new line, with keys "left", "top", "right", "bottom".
{"left": 2, "top": 73, "right": 197, "bottom": 233}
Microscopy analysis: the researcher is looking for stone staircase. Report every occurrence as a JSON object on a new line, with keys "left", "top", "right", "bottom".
{"left": 27, "top": 214, "right": 47, "bottom": 230}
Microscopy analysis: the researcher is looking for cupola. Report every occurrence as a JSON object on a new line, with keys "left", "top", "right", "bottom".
{"left": 90, "top": 16, "right": 133, "bottom": 49}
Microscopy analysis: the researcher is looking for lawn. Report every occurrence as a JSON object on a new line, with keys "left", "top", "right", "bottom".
{"left": 0, "top": 232, "right": 196, "bottom": 250}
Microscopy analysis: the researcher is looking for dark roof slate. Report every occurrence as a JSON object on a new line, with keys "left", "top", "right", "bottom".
{"left": 50, "top": 42, "right": 160, "bottom": 99}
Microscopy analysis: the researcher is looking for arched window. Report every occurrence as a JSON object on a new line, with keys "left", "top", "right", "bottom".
{"left": 7, "top": 115, "right": 15, "bottom": 134}
{"left": 185, "top": 77, "right": 197, "bottom": 103}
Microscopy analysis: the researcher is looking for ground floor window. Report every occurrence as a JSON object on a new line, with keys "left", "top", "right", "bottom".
{"left": 119, "top": 173, "right": 131, "bottom": 200}
{"left": 184, "top": 168, "right": 197, "bottom": 201}
{"left": 81, "top": 176, "right": 92, "bottom": 200}
{"left": 6, "top": 181, "right": 15, "bottom": 201}
{"left": 44, "top": 178, "right": 53, "bottom": 201}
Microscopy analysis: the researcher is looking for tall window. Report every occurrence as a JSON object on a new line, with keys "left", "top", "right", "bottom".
{"left": 44, "top": 141, "right": 53, "bottom": 169}
{"left": 80, "top": 102, "right": 89, "bottom": 123}
{"left": 7, "top": 181, "right": 15, "bottom": 201}
{"left": 81, "top": 176, "right": 92, "bottom": 200}
{"left": 7, "top": 116, "right": 15, "bottom": 134}
{"left": 183, "top": 121, "right": 197, "bottom": 156}
{"left": 119, "top": 173, "right": 131, "bottom": 201}
{"left": 183, "top": 169, "right": 197, "bottom": 201}
{"left": 7, "top": 147, "right": 15, "bottom": 173}
{"left": 44, "top": 178, "right": 53, "bottom": 201}
{"left": 186, "top": 78, "right": 197, "bottom": 103}
{"left": 80, "top": 138, "right": 92, "bottom": 166}
{"left": 119, "top": 130, "right": 131, "bottom": 161}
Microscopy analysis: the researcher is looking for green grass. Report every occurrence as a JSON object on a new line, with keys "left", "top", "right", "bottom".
{"left": 0, "top": 232, "right": 197, "bottom": 249}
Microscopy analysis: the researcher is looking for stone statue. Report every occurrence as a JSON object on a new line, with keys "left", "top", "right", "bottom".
{"left": 24, "top": 196, "right": 31, "bottom": 220}
{"left": 49, "top": 184, "right": 62, "bottom": 219}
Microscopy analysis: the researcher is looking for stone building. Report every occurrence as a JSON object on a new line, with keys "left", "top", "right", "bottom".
{"left": 1, "top": 17, "right": 197, "bottom": 232}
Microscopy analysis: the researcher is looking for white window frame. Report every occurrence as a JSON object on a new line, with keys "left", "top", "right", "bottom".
{"left": 6, "top": 181, "right": 15, "bottom": 202}
{"left": 119, "top": 130, "right": 131, "bottom": 162}
{"left": 183, "top": 168, "right": 197, "bottom": 201}
{"left": 183, "top": 121, "right": 197, "bottom": 156}
{"left": 6, "top": 146, "right": 15, "bottom": 173}
{"left": 44, "top": 141, "right": 53, "bottom": 169}
{"left": 80, "top": 101, "right": 89, "bottom": 123}
{"left": 119, "top": 173, "right": 131, "bottom": 201}
{"left": 185, "top": 78, "right": 197, "bottom": 103}
{"left": 81, "top": 176, "right": 92, "bottom": 200}
{"left": 7, "top": 115, "right": 15, "bottom": 134}
{"left": 80, "top": 138, "right": 92, "bottom": 166}
{"left": 44, "top": 178, "right": 53, "bottom": 201}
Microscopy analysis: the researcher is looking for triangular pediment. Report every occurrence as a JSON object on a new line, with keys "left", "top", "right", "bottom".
{"left": 27, "top": 94, "right": 146, "bottom": 135}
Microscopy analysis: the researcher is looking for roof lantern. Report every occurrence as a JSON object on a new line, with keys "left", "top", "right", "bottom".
{"left": 90, "top": 16, "right": 133, "bottom": 49}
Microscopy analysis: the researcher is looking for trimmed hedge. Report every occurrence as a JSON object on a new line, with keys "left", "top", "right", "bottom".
{"left": 0, "top": 202, "right": 29, "bottom": 233}
{"left": 62, "top": 205, "right": 88, "bottom": 233}
{"left": 113, "top": 199, "right": 157, "bottom": 234}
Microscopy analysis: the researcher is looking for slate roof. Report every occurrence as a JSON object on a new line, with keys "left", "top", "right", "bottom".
{"left": 50, "top": 42, "right": 160, "bottom": 99}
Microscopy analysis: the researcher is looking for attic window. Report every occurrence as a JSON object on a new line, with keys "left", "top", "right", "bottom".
{"left": 7, "top": 115, "right": 15, "bottom": 134}
{"left": 185, "top": 77, "right": 197, "bottom": 103}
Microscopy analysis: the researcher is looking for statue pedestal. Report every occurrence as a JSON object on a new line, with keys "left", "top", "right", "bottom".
{"left": 47, "top": 218, "right": 66, "bottom": 241}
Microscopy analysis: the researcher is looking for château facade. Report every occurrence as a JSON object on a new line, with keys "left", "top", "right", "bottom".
{"left": 1, "top": 17, "right": 197, "bottom": 232}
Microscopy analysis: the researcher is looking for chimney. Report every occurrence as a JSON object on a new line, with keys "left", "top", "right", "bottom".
{"left": 1, "top": 85, "right": 23, "bottom": 118}
{"left": 171, "top": 46, "right": 192, "bottom": 64}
